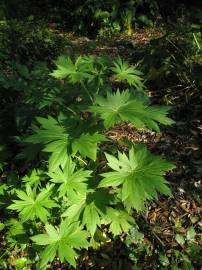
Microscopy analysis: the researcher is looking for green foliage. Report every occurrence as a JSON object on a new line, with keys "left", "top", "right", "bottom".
{"left": 24, "top": 116, "right": 69, "bottom": 171}
{"left": 50, "top": 54, "right": 110, "bottom": 88}
{"left": 143, "top": 22, "right": 202, "bottom": 93}
{"left": 100, "top": 144, "right": 174, "bottom": 210}
{"left": 31, "top": 219, "right": 89, "bottom": 268}
{"left": 24, "top": 116, "right": 106, "bottom": 169}
{"left": 50, "top": 55, "right": 92, "bottom": 82}
{"left": 8, "top": 184, "right": 57, "bottom": 223}
{"left": 103, "top": 208, "right": 135, "bottom": 235}
{"left": 6, "top": 0, "right": 157, "bottom": 37}
{"left": 62, "top": 190, "right": 113, "bottom": 237}
{"left": 1, "top": 4, "right": 201, "bottom": 266}
{"left": 91, "top": 90, "right": 174, "bottom": 130}
{"left": 111, "top": 57, "right": 145, "bottom": 89}
{"left": 1, "top": 53, "right": 176, "bottom": 269}
{"left": 0, "top": 19, "right": 67, "bottom": 64}
{"left": 65, "top": 0, "right": 159, "bottom": 35}
{"left": 48, "top": 157, "right": 92, "bottom": 198}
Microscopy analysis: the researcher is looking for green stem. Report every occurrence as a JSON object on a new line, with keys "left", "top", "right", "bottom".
{"left": 66, "top": 106, "right": 77, "bottom": 115}
{"left": 193, "top": 33, "right": 201, "bottom": 50}
{"left": 81, "top": 81, "right": 94, "bottom": 103}
{"left": 95, "top": 79, "right": 101, "bottom": 95}
{"left": 74, "top": 155, "right": 87, "bottom": 166}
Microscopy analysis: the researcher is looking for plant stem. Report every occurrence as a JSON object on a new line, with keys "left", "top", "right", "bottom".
{"left": 193, "top": 33, "right": 201, "bottom": 50}
{"left": 81, "top": 81, "right": 94, "bottom": 103}
{"left": 74, "top": 155, "right": 87, "bottom": 166}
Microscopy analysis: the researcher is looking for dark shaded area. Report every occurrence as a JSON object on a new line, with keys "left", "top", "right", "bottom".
{"left": 1, "top": 0, "right": 201, "bottom": 35}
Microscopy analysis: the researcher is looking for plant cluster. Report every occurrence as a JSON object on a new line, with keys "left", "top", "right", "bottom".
{"left": 143, "top": 18, "right": 202, "bottom": 93}
{"left": 2, "top": 0, "right": 159, "bottom": 36}
{"left": 0, "top": 54, "right": 176, "bottom": 269}
{"left": 0, "top": 19, "right": 67, "bottom": 64}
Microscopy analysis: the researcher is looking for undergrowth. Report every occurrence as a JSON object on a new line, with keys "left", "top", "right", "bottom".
{"left": 0, "top": 54, "right": 177, "bottom": 269}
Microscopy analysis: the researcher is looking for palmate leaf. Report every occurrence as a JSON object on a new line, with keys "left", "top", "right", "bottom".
{"left": 62, "top": 191, "right": 135, "bottom": 236}
{"left": 70, "top": 130, "right": 105, "bottom": 161}
{"left": 99, "top": 144, "right": 175, "bottom": 211}
{"left": 111, "top": 57, "right": 145, "bottom": 90}
{"left": 48, "top": 157, "right": 92, "bottom": 198}
{"left": 22, "top": 168, "right": 43, "bottom": 187}
{"left": 50, "top": 55, "right": 76, "bottom": 79}
{"left": 90, "top": 90, "right": 174, "bottom": 131}
{"left": 62, "top": 190, "right": 113, "bottom": 236}
{"left": 50, "top": 55, "right": 110, "bottom": 85}
{"left": 24, "top": 116, "right": 106, "bottom": 171}
{"left": 31, "top": 219, "right": 89, "bottom": 269}
{"left": 50, "top": 55, "right": 92, "bottom": 83}
{"left": 72, "top": 132, "right": 106, "bottom": 160}
{"left": 24, "top": 116, "right": 68, "bottom": 171}
{"left": 8, "top": 184, "right": 57, "bottom": 223}
{"left": 102, "top": 208, "right": 135, "bottom": 236}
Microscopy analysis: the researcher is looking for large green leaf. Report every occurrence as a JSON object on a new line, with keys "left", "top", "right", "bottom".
{"left": 24, "top": 116, "right": 106, "bottom": 170}
{"left": 100, "top": 144, "right": 175, "bottom": 211}
{"left": 48, "top": 157, "right": 92, "bottom": 198}
{"left": 24, "top": 116, "right": 68, "bottom": 171}
{"left": 8, "top": 184, "right": 57, "bottom": 223}
{"left": 90, "top": 90, "right": 174, "bottom": 131}
{"left": 50, "top": 55, "right": 110, "bottom": 85}
{"left": 50, "top": 55, "right": 92, "bottom": 83}
{"left": 62, "top": 190, "right": 113, "bottom": 236}
{"left": 31, "top": 219, "right": 89, "bottom": 268}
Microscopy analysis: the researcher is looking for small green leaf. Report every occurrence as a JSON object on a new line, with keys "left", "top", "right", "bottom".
{"left": 186, "top": 227, "right": 196, "bottom": 241}
{"left": 102, "top": 208, "right": 135, "bottom": 235}
{"left": 0, "top": 222, "right": 5, "bottom": 231}
{"left": 15, "top": 257, "right": 27, "bottom": 269}
{"left": 24, "top": 116, "right": 105, "bottom": 167}
{"left": 175, "top": 234, "right": 185, "bottom": 245}
{"left": 22, "top": 169, "right": 43, "bottom": 187}
{"left": 159, "top": 253, "right": 169, "bottom": 266}
{"left": 24, "top": 116, "right": 68, "bottom": 171}
{"left": 111, "top": 57, "right": 145, "bottom": 90}
{"left": 72, "top": 132, "right": 106, "bottom": 161}
{"left": 62, "top": 190, "right": 113, "bottom": 237}
{"left": 50, "top": 55, "right": 92, "bottom": 83}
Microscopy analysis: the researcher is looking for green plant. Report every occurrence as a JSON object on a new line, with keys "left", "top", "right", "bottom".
{"left": 8, "top": 184, "right": 58, "bottom": 223}
{"left": 0, "top": 19, "right": 67, "bottom": 64}
{"left": 31, "top": 219, "right": 89, "bottom": 268}
{"left": 173, "top": 226, "right": 202, "bottom": 269}
{"left": 64, "top": 0, "right": 159, "bottom": 36}
{"left": 2, "top": 54, "right": 175, "bottom": 269}
{"left": 143, "top": 21, "right": 202, "bottom": 95}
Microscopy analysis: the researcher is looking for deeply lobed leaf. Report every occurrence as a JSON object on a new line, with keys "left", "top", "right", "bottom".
{"left": 31, "top": 219, "right": 89, "bottom": 268}
{"left": 100, "top": 144, "right": 175, "bottom": 211}
{"left": 48, "top": 157, "right": 92, "bottom": 198}
{"left": 8, "top": 184, "right": 57, "bottom": 223}
{"left": 90, "top": 90, "right": 175, "bottom": 131}
{"left": 111, "top": 57, "right": 145, "bottom": 90}
{"left": 24, "top": 116, "right": 106, "bottom": 171}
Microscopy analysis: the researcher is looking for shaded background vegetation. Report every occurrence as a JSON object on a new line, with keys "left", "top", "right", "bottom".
{"left": 1, "top": 0, "right": 202, "bottom": 34}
